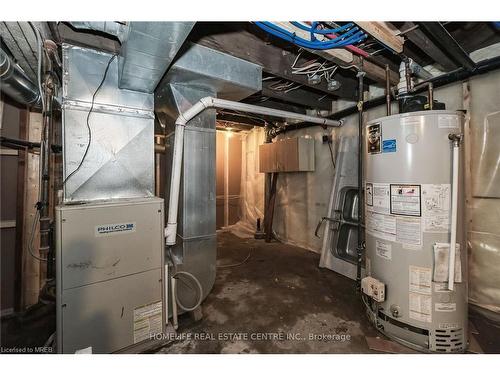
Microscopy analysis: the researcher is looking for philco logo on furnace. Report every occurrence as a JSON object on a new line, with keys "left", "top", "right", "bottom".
{"left": 95, "top": 222, "right": 136, "bottom": 236}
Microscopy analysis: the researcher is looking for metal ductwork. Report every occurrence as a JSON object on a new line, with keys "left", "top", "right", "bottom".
{"left": 155, "top": 43, "right": 262, "bottom": 312}
{"left": 68, "top": 21, "right": 196, "bottom": 93}
{"left": 61, "top": 44, "right": 155, "bottom": 203}
{"left": 68, "top": 21, "right": 126, "bottom": 38}
{"left": 118, "top": 22, "right": 195, "bottom": 93}
{"left": 0, "top": 48, "right": 41, "bottom": 107}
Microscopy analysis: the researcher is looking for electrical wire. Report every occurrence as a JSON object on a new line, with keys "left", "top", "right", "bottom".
{"left": 28, "top": 22, "right": 45, "bottom": 204}
{"left": 63, "top": 53, "right": 117, "bottom": 185}
{"left": 26, "top": 22, "right": 47, "bottom": 262}
{"left": 28, "top": 210, "right": 46, "bottom": 261}
{"left": 289, "top": 48, "right": 340, "bottom": 86}
{"left": 217, "top": 248, "right": 253, "bottom": 268}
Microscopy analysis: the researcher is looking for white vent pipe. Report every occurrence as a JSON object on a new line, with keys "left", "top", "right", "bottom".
{"left": 165, "top": 96, "right": 342, "bottom": 245}
{"left": 448, "top": 134, "right": 462, "bottom": 291}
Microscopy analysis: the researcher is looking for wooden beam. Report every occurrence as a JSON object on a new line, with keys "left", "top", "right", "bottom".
{"left": 57, "top": 22, "right": 121, "bottom": 54}
{"left": 0, "top": 148, "right": 19, "bottom": 156}
{"left": 257, "top": 22, "right": 399, "bottom": 85}
{"left": 356, "top": 22, "right": 404, "bottom": 53}
{"left": 312, "top": 49, "right": 399, "bottom": 85}
{"left": 21, "top": 112, "right": 43, "bottom": 308}
{"left": 192, "top": 26, "right": 359, "bottom": 100}
{"left": 401, "top": 22, "right": 457, "bottom": 71}
{"left": 1, "top": 220, "right": 16, "bottom": 229}
{"left": 270, "top": 22, "right": 398, "bottom": 84}
{"left": 246, "top": 99, "right": 307, "bottom": 115}
{"left": 419, "top": 22, "right": 476, "bottom": 72}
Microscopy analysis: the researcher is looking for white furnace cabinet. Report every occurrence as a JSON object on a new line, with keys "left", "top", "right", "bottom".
{"left": 55, "top": 198, "right": 165, "bottom": 353}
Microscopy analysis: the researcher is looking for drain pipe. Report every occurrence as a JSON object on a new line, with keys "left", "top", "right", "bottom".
{"left": 165, "top": 97, "right": 342, "bottom": 246}
{"left": 447, "top": 133, "right": 462, "bottom": 291}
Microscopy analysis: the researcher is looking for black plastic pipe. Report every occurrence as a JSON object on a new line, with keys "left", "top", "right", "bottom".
{"left": 327, "top": 55, "right": 500, "bottom": 121}
{"left": 0, "top": 136, "right": 41, "bottom": 150}
{"left": 271, "top": 55, "right": 500, "bottom": 138}
{"left": 356, "top": 70, "right": 365, "bottom": 292}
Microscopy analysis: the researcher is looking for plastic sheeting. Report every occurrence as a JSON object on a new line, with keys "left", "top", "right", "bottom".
{"left": 223, "top": 127, "right": 265, "bottom": 238}
{"left": 273, "top": 104, "right": 393, "bottom": 254}
{"left": 216, "top": 130, "right": 243, "bottom": 229}
{"left": 467, "top": 69, "right": 500, "bottom": 316}
{"left": 272, "top": 128, "right": 337, "bottom": 252}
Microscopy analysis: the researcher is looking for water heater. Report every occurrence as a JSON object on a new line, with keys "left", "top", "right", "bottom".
{"left": 363, "top": 110, "right": 467, "bottom": 352}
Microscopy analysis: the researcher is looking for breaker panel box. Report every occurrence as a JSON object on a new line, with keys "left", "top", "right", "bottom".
{"left": 55, "top": 198, "right": 165, "bottom": 353}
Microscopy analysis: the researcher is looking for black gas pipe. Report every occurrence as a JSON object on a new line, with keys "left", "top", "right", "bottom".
{"left": 356, "top": 68, "right": 365, "bottom": 292}
{"left": 272, "top": 55, "right": 500, "bottom": 137}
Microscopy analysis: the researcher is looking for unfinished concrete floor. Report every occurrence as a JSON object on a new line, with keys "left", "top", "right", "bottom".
{"left": 158, "top": 231, "right": 379, "bottom": 354}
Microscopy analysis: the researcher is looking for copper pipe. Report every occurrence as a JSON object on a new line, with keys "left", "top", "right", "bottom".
{"left": 405, "top": 59, "right": 412, "bottom": 92}
{"left": 428, "top": 82, "right": 434, "bottom": 110}
{"left": 155, "top": 144, "right": 166, "bottom": 153}
{"left": 385, "top": 64, "right": 391, "bottom": 116}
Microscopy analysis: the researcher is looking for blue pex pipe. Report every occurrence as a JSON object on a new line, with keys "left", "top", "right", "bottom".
{"left": 255, "top": 22, "right": 366, "bottom": 50}
{"left": 290, "top": 21, "right": 354, "bottom": 35}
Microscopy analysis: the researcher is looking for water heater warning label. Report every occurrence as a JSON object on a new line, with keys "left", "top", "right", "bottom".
{"left": 409, "top": 292, "right": 432, "bottom": 323}
{"left": 422, "top": 184, "right": 451, "bottom": 233}
{"left": 409, "top": 266, "right": 432, "bottom": 295}
{"left": 390, "top": 184, "right": 421, "bottom": 217}
{"left": 365, "top": 182, "right": 390, "bottom": 214}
